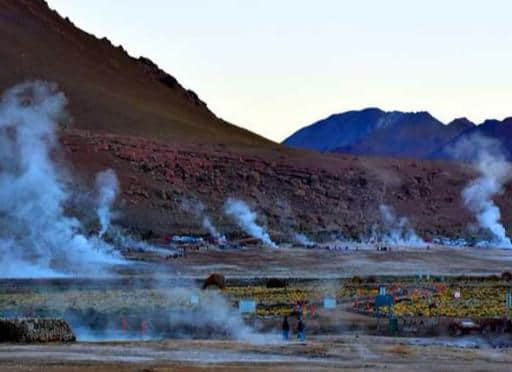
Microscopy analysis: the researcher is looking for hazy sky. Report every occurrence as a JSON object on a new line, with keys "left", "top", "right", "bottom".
{"left": 46, "top": 1, "right": 512, "bottom": 142}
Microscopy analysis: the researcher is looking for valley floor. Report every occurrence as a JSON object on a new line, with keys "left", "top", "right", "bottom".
{"left": 2, "top": 244, "right": 512, "bottom": 371}
{"left": 1, "top": 335, "right": 512, "bottom": 371}
{"left": 135, "top": 244, "right": 512, "bottom": 278}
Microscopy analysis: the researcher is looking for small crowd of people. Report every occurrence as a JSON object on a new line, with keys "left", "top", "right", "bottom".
{"left": 281, "top": 316, "right": 305, "bottom": 342}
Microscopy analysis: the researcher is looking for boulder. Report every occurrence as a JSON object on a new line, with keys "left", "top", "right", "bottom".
{"left": 266, "top": 278, "right": 288, "bottom": 288}
{"left": 0, "top": 318, "right": 76, "bottom": 343}
{"left": 202, "top": 273, "right": 226, "bottom": 290}
{"left": 351, "top": 276, "right": 363, "bottom": 285}
{"left": 502, "top": 272, "right": 512, "bottom": 281}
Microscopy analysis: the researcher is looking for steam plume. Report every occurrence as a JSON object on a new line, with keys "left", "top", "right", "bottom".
{"left": 181, "top": 198, "right": 226, "bottom": 242}
{"left": 372, "top": 204, "right": 425, "bottom": 247}
{"left": 224, "top": 199, "right": 276, "bottom": 247}
{"left": 160, "top": 287, "right": 274, "bottom": 343}
{"left": 202, "top": 216, "right": 224, "bottom": 241}
{"left": 294, "top": 233, "right": 315, "bottom": 247}
{"left": 456, "top": 136, "right": 512, "bottom": 248}
{"left": 95, "top": 169, "right": 119, "bottom": 237}
{"left": 0, "top": 82, "right": 122, "bottom": 277}
{"left": 0, "top": 82, "right": 273, "bottom": 344}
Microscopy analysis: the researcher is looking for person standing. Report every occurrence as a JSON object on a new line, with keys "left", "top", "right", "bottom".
{"left": 297, "top": 317, "right": 305, "bottom": 342}
{"left": 282, "top": 316, "right": 290, "bottom": 341}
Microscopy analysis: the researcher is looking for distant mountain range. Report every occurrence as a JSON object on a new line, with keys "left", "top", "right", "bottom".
{"left": 283, "top": 108, "right": 512, "bottom": 160}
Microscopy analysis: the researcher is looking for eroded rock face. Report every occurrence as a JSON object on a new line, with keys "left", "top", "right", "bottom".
{"left": 0, "top": 318, "right": 76, "bottom": 343}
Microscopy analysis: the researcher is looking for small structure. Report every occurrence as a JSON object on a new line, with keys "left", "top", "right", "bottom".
{"left": 239, "top": 300, "right": 257, "bottom": 314}
{"left": 449, "top": 319, "right": 481, "bottom": 336}
{"left": 323, "top": 298, "right": 336, "bottom": 309}
{"left": 190, "top": 294, "right": 200, "bottom": 306}
{"left": 375, "top": 293, "right": 394, "bottom": 320}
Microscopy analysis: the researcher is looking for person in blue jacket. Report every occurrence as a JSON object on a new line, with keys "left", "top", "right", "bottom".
{"left": 282, "top": 316, "right": 290, "bottom": 340}
{"left": 297, "top": 317, "right": 305, "bottom": 342}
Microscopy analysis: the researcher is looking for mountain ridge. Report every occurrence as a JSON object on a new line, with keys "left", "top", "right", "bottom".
{"left": 284, "top": 108, "right": 511, "bottom": 159}
{"left": 0, "top": 0, "right": 274, "bottom": 146}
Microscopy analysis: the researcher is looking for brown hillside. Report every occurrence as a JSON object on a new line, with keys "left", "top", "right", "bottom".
{"left": 0, "top": 0, "right": 273, "bottom": 146}
{"left": 63, "top": 132, "right": 512, "bottom": 242}
{"left": 1, "top": 0, "right": 511, "bottom": 243}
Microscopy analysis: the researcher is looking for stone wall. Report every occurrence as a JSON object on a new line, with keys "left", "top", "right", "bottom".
{"left": 0, "top": 318, "right": 76, "bottom": 343}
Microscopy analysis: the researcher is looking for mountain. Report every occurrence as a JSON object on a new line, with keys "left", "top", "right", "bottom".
{"left": 0, "top": 0, "right": 273, "bottom": 146}
{"left": 282, "top": 108, "right": 387, "bottom": 152}
{"left": 446, "top": 117, "right": 476, "bottom": 133}
{"left": 284, "top": 108, "right": 476, "bottom": 158}
{"left": 433, "top": 117, "right": 512, "bottom": 160}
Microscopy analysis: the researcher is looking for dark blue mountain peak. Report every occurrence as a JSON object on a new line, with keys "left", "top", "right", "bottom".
{"left": 283, "top": 108, "right": 511, "bottom": 159}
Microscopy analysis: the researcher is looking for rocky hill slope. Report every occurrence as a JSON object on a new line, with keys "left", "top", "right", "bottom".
{"left": 0, "top": 0, "right": 272, "bottom": 146}
{"left": 63, "top": 131, "right": 512, "bottom": 242}
{"left": 1, "top": 0, "right": 511, "bottom": 243}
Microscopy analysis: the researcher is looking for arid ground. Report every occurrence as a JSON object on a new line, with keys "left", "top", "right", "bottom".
{"left": 131, "top": 244, "right": 512, "bottom": 278}
{"left": 2, "top": 245, "right": 512, "bottom": 371}
{"left": 1, "top": 335, "right": 512, "bottom": 371}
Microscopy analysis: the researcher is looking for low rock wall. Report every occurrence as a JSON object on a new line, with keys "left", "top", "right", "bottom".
{"left": 0, "top": 318, "right": 76, "bottom": 343}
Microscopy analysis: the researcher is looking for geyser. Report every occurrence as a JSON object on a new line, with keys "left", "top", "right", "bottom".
{"left": 224, "top": 199, "right": 276, "bottom": 247}
{"left": 0, "top": 81, "right": 122, "bottom": 278}
{"left": 371, "top": 204, "right": 425, "bottom": 247}
{"left": 95, "top": 169, "right": 119, "bottom": 237}
{"left": 181, "top": 198, "right": 226, "bottom": 242}
{"left": 458, "top": 136, "right": 512, "bottom": 248}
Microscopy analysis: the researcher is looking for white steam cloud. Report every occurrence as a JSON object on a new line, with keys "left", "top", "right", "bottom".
{"left": 0, "top": 82, "right": 274, "bottom": 344}
{"left": 456, "top": 136, "right": 512, "bottom": 248}
{"left": 161, "top": 288, "right": 275, "bottom": 343}
{"left": 294, "top": 233, "right": 315, "bottom": 247}
{"left": 95, "top": 169, "right": 119, "bottom": 237}
{"left": 202, "top": 216, "right": 224, "bottom": 241}
{"left": 181, "top": 198, "right": 226, "bottom": 242}
{"left": 224, "top": 199, "right": 276, "bottom": 247}
{"left": 0, "top": 81, "right": 123, "bottom": 277}
{"left": 371, "top": 204, "right": 425, "bottom": 247}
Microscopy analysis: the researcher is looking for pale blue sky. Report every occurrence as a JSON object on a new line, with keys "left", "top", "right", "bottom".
{"left": 46, "top": 1, "right": 512, "bottom": 142}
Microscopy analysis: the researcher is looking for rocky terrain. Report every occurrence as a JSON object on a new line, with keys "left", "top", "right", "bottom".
{"left": 1, "top": 3, "right": 512, "bottom": 372}
{"left": 1, "top": 0, "right": 511, "bottom": 243}
{"left": 61, "top": 130, "right": 512, "bottom": 241}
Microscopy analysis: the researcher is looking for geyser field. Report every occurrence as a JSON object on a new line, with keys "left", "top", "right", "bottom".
{"left": 1, "top": 82, "right": 512, "bottom": 371}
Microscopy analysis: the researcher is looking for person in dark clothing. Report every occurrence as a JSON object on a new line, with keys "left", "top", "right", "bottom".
{"left": 297, "top": 317, "right": 305, "bottom": 341}
{"left": 282, "top": 316, "right": 290, "bottom": 340}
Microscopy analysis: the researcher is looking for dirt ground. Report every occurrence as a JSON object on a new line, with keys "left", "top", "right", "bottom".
{"left": 2, "top": 245, "right": 512, "bottom": 371}
{"left": 1, "top": 335, "right": 512, "bottom": 371}
{"left": 139, "top": 244, "right": 512, "bottom": 278}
